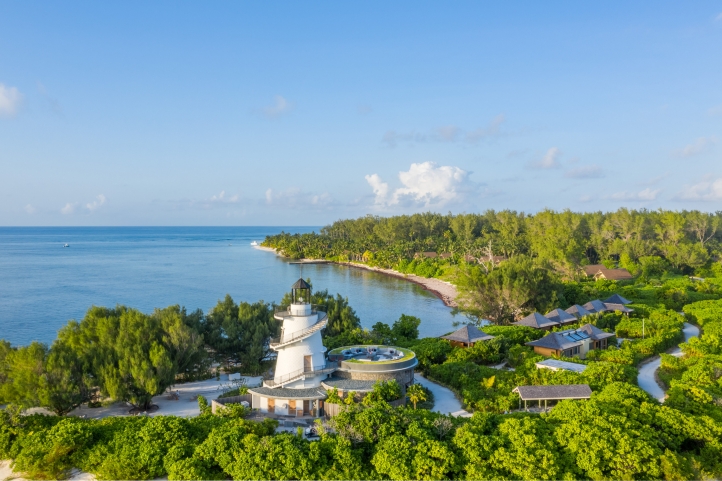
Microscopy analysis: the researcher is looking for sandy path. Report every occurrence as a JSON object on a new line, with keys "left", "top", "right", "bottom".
{"left": 414, "top": 374, "right": 471, "bottom": 417}
{"left": 636, "top": 322, "right": 699, "bottom": 402}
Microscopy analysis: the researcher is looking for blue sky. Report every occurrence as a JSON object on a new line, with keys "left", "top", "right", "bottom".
{"left": 1, "top": 1, "right": 721, "bottom": 226}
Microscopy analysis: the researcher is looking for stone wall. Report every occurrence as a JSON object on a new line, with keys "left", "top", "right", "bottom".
{"left": 334, "top": 367, "right": 414, "bottom": 388}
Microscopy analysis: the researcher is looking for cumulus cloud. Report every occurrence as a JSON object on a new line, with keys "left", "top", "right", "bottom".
{"left": 265, "top": 188, "right": 332, "bottom": 208}
{"left": 24, "top": 204, "right": 36, "bottom": 214}
{"left": 610, "top": 188, "right": 661, "bottom": 201}
{"left": 367, "top": 162, "right": 480, "bottom": 208}
{"left": 382, "top": 115, "right": 505, "bottom": 147}
{"left": 565, "top": 165, "right": 604, "bottom": 179}
{"left": 365, "top": 174, "right": 389, "bottom": 205}
{"left": 674, "top": 137, "right": 717, "bottom": 157}
{"left": 209, "top": 190, "right": 239, "bottom": 203}
{"left": 674, "top": 176, "right": 722, "bottom": 201}
{"left": 61, "top": 203, "right": 77, "bottom": 215}
{"left": 529, "top": 147, "right": 562, "bottom": 169}
{"left": 0, "top": 84, "right": 23, "bottom": 117}
{"left": 262, "top": 95, "right": 292, "bottom": 118}
{"left": 86, "top": 194, "right": 107, "bottom": 212}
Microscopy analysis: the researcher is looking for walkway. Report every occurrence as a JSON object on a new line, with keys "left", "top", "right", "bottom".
{"left": 414, "top": 373, "right": 472, "bottom": 417}
{"left": 636, "top": 322, "right": 699, "bottom": 402}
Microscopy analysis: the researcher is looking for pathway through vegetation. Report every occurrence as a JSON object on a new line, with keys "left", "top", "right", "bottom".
{"left": 636, "top": 322, "right": 699, "bottom": 402}
{"left": 414, "top": 373, "right": 471, "bottom": 417}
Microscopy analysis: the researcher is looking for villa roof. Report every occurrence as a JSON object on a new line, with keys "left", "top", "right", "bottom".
{"left": 535, "top": 359, "right": 588, "bottom": 373}
{"left": 545, "top": 308, "right": 577, "bottom": 324}
{"left": 604, "top": 294, "right": 632, "bottom": 305}
{"left": 583, "top": 299, "right": 608, "bottom": 314}
{"left": 440, "top": 324, "right": 495, "bottom": 343}
{"left": 565, "top": 304, "right": 593, "bottom": 318}
{"left": 526, "top": 331, "right": 583, "bottom": 351}
{"left": 576, "top": 323, "right": 615, "bottom": 341}
{"left": 292, "top": 278, "right": 311, "bottom": 289}
{"left": 583, "top": 264, "right": 606, "bottom": 276}
{"left": 583, "top": 265, "right": 633, "bottom": 281}
{"left": 603, "top": 303, "right": 634, "bottom": 314}
{"left": 321, "top": 377, "right": 377, "bottom": 392}
{"left": 513, "top": 384, "right": 592, "bottom": 401}
{"left": 248, "top": 386, "right": 327, "bottom": 400}
{"left": 514, "top": 312, "right": 559, "bottom": 329}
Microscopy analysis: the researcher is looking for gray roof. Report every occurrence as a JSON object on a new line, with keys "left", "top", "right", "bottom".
{"left": 526, "top": 331, "right": 582, "bottom": 350}
{"left": 440, "top": 324, "right": 495, "bottom": 343}
{"left": 583, "top": 299, "right": 607, "bottom": 313}
{"left": 604, "top": 293, "right": 632, "bottom": 305}
{"left": 565, "top": 304, "right": 593, "bottom": 318}
{"left": 514, "top": 312, "right": 559, "bottom": 329}
{"left": 512, "top": 384, "right": 592, "bottom": 401}
{"left": 321, "top": 377, "right": 377, "bottom": 392}
{"left": 604, "top": 303, "right": 634, "bottom": 314}
{"left": 535, "top": 359, "right": 588, "bottom": 373}
{"left": 545, "top": 308, "right": 577, "bottom": 324}
{"left": 292, "top": 278, "right": 311, "bottom": 289}
{"left": 577, "top": 323, "right": 615, "bottom": 341}
{"left": 248, "top": 386, "right": 327, "bottom": 400}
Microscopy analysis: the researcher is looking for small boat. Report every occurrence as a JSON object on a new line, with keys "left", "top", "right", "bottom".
{"left": 63, "top": 244, "right": 69, "bottom": 248}
{"left": 250, "top": 241, "right": 259, "bottom": 246}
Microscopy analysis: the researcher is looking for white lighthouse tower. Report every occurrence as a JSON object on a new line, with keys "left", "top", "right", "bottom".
{"left": 265, "top": 278, "right": 333, "bottom": 389}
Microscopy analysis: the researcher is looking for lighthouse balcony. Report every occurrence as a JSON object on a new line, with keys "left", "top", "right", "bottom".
{"left": 273, "top": 304, "right": 326, "bottom": 321}
{"left": 269, "top": 312, "right": 329, "bottom": 349}
{"left": 263, "top": 361, "right": 339, "bottom": 388}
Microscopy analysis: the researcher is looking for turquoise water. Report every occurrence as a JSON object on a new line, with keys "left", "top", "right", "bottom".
{"left": 0, "top": 227, "right": 457, "bottom": 346}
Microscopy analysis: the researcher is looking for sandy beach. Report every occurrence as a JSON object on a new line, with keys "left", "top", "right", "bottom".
{"left": 252, "top": 245, "right": 459, "bottom": 308}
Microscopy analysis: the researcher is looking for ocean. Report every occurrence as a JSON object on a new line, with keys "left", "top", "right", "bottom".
{"left": 0, "top": 227, "right": 458, "bottom": 346}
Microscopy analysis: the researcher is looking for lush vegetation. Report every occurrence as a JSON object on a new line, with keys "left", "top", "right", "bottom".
{"left": 2, "top": 386, "right": 721, "bottom": 480}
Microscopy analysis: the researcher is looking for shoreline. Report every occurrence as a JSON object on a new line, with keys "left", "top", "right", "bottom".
{"left": 253, "top": 245, "right": 459, "bottom": 308}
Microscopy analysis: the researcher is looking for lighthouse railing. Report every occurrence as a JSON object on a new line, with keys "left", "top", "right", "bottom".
{"left": 264, "top": 361, "right": 339, "bottom": 388}
{"left": 269, "top": 313, "right": 328, "bottom": 348}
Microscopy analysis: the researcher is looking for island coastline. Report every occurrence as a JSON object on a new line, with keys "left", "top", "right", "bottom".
{"left": 253, "top": 245, "right": 459, "bottom": 308}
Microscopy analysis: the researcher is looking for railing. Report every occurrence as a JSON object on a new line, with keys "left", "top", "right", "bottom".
{"left": 269, "top": 314, "right": 328, "bottom": 349}
{"left": 264, "top": 362, "right": 339, "bottom": 388}
{"left": 273, "top": 304, "right": 327, "bottom": 320}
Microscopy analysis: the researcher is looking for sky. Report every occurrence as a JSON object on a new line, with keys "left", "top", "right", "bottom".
{"left": 1, "top": 1, "right": 721, "bottom": 226}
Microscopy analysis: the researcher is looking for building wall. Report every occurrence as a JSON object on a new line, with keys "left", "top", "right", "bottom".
{"left": 532, "top": 346, "right": 560, "bottom": 357}
{"left": 334, "top": 367, "right": 414, "bottom": 389}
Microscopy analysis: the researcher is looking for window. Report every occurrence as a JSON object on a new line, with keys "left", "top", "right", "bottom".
{"left": 572, "top": 346, "right": 579, "bottom": 355}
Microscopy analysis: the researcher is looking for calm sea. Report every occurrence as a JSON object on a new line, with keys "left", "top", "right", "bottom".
{"left": 0, "top": 227, "right": 458, "bottom": 346}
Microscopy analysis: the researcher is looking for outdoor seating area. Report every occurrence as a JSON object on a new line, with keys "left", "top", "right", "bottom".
{"left": 337, "top": 346, "right": 404, "bottom": 362}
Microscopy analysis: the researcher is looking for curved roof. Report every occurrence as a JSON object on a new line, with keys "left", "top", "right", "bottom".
{"left": 321, "top": 377, "right": 377, "bottom": 392}
{"left": 248, "top": 386, "right": 326, "bottom": 400}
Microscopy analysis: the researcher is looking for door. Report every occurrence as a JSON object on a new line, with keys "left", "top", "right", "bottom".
{"left": 268, "top": 398, "right": 275, "bottom": 414}
{"left": 303, "top": 400, "right": 310, "bottom": 415}
{"left": 304, "top": 355, "right": 312, "bottom": 372}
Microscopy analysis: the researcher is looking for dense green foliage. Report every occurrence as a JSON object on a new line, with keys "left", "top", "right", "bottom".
{"left": 264, "top": 209, "right": 722, "bottom": 276}
{"left": 2, "top": 386, "right": 722, "bottom": 480}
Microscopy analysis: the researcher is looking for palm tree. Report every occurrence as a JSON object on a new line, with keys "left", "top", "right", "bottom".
{"left": 406, "top": 383, "right": 427, "bottom": 410}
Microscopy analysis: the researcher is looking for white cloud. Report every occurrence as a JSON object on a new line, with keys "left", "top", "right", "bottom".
{"left": 365, "top": 174, "right": 389, "bottom": 205}
{"left": 610, "top": 188, "right": 661, "bottom": 201}
{"left": 262, "top": 95, "right": 292, "bottom": 118}
{"left": 0, "top": 84, "right": 23, "bottom": 117}
{"left": 529, "top": 147, "right": 562, "bottom": 169}
{"left": 86, "top": 194, "right": 106, "bottom": 212}
{"left": 674, "top": 137, "right": 717, "bottom": 157}
{"left": 265, "top": 188, "right": 332, "bottom": 208}
{"left": 465, "top": 115, "right": 505, "bottom": 142}
{"left": 565, "top": 165, "right": 604, "bottom": 179}
{"left": 24, "top": 204, "right": 36, "bottom": 214}
{"left": 674, "top": 176, "right": 722, "bottom": 201}
{"left": 368, "top": 162, "right": 479, "bottom": 208}
{"left": 209, "top": 190, "right": 239, "bottom": 203}
{"left": 61, "top": 203, "right": 77, "bottom": 215}
{"left": 382, "top": 115, "right": 505, "bottom": 147}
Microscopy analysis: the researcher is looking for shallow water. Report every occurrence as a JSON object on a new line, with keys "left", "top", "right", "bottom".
{"left": 0, "top": 227, "right": 458, "bottom": 345}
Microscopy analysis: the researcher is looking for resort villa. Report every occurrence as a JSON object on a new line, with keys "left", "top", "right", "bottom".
{"left": 247, "top": 278, "right": 417, "bottom": 418}
{"left": 440, "top": 324, "right": 495, "bottom": 348}
{"left": 583, "top": 264, "right": 634, "bottom": 281}
{"left": 513, "top": 293, "right": 634, "bottom": 331}
{"left": 525, "top": 324, "right": 615, "bottom": 359}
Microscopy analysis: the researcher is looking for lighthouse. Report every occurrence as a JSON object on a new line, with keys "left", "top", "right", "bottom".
{"left": 266, "top": 278, "right": 333, "bottom": 388}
